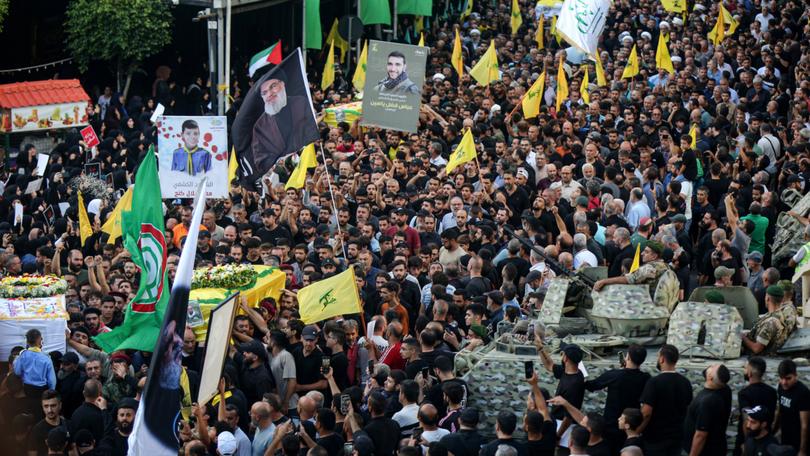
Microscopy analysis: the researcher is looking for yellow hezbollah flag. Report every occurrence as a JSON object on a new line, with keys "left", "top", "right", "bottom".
{"left": 325, "top": 19, "right": 349, "bottom": 62}
{"left": 446, "top": 129, "right": 477, "bottom": 173}
{"left": 353, "top": 40, "right": 368, "bottom": 92}
{"left": 580, "top": 65, "right": 590, "bottom": 104}
{"left": 621, "top": 44, "right": 639, "bottom": 79}
{"left": 322, "top": 40, "right": 335, "bottom": 90}
{"left": 415, "top": 15, "right": 424, "bottom": 34}
{"left": 708, "top": 4, "right": 738, "bottom": 43}
{"left": 655, "top": 31, "right": 674, "bottom": 74}
{"left": 101, "top": 186, "right": 133, "bottom": 244}
{"left": 689, "top": 123, "right": 698, "bottom": 149}
{"left": 286, "top": 144, "right": 318, "bottom": 189}
{"left": 551, "top": 15, "right": 561, "bottom": 44}
{"left": 630, "top": 243, "right": 641, "bottom": 272}
{"left": 661, "top": 0, "right": 685, "bottom": 13}
{"left": 77, "top": 190, "right": 93, "bottom": 247}
{"left": 452, "top": 28, "right": 464, "bottom": 77}
{"left": 511, "top": 0, "right": 522, "bottom": 35}
{"left": 461, "top": 0, "right": 473, "bottom": 19}
{"left": 594, "top": 51, "right": 607, "bottom": 86}
{"left": 228, "top": 147, "right": 238, "bottom": 191}
{"left": 469, "top": 40, "right": 500, "bottom": 86}
{"left": 418, "top": 32, "right": 425, "bottom": 46}
{"left": 522, "top": 71, "right": 545, "bottom": 119}
{"left": 709, "top": 6, "right": 725, "bottom": 46}
{"left": 555, "top": 53, "right": 568, "bottom": 113}
{"left": 298, "top": 268, "right": 362, "bottom": 324}
{"left": 535, "top": 15, "right": 544, "bottom": 49}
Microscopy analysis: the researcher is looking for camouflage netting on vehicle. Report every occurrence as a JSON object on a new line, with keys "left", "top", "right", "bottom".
{"left": 589, "top": 285, "right": 670, "bottom": 344}
{"left": 462, "top": 350, "right": 808, "bottom": 451}
{"left": 667, "top": 302, "right": 744, "bottom": 359}
{"left": 689, "top": 286, "right": 759, "bottom": 329}
{"left": 772, "top": 189, "right": 810, "bottom": 265}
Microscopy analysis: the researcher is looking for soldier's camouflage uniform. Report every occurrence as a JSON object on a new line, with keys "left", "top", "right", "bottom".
{"left": 748, "top": 311, "right": 790, "bottom": 355}
{"left": 625, "top": 260, "right": 680, "bottom": 312}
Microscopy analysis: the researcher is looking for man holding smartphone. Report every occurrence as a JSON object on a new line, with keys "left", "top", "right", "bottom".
{"left": 583, "top": 344, "right": 651, "bottom": 454}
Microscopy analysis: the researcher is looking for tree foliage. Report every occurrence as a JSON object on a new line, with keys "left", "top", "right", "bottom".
{"left": 0, "top": 0, "right": 9, "bottom": 33}
{"left": 65, "top": 0, "right": 173, "bottom": 72}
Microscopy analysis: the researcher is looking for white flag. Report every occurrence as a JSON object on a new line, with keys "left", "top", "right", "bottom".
{"left": 555, "top": 0, "right": 610, "bottom": 57}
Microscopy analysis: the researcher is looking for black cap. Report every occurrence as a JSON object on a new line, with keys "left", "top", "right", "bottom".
{"left": 561, "top": 343, "right": 584, "bottom": 364}
{"left": 744, "top": 405, "right": 772, "bottom": 423}
{"left": 238, "top": 339, "right": 267, "bottom": 360}
{"left": 118, "top": 397, "right": 139, "bottom": 411}
{"left": 302, "top": 325, "right": 319, "bottom": 341}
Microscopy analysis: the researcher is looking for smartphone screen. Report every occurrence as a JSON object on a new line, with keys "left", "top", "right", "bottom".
{"left": 321, "top": 356, "right": 331, "bottom": 374}
{"left": 524, "top": 360, "right": 534, "bottom": 379}
{"left": 340, "top": 394, "right": 350, "bottom": 416}
{"left": 421, "top": 366, "right": 430, "bottom": 380}
{"left": 368, "top": 360, "right": 374, "bottom": 374}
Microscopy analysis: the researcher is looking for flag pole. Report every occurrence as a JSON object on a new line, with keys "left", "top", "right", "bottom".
{"left": 318, "top": 143, "right": 348, "bottom": 259}
{"left": 302, "top": 0, "right": 307, "bottom": 70}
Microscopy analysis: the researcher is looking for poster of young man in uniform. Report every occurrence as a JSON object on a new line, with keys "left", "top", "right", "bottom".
{"left": 362, "top": 40, "right": 428, "bottom": 133}
{"left": 231, "top": 49, "right": 319, "bottom": 190}
{"left": 157, "top": 116, "right": 229, "bottom": 198}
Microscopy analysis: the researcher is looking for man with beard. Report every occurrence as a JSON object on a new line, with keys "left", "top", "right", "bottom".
{"left": 59, "top": 249, "right": 87, "bottom": 283}
{"left": 385, "top": 208, "right": 421, "bottom": 255}
{"left": 27, "top": 390, "right": 70, "bottom": 456}
{"left": 236, "top": 340, "right": 273, "bottom": 406}
{"left": 57, "top": 352, "right": 86, "bottom": 418}
{"left": 374, "top": 51, "right": 421, "bottom": 95}
{"left": 389, "top": 260, "right": 421, "bottom": 322}
{"left": 249, "top": 70, "right": 319, "bottom": 177}
{"left": 734, "top": 357, "right": 777, "bottom": 455}
{"left": 97, "top": 398, "right": 137, "bottom": 455}
{"left": 741, "top": 406, "right": 778, "bottom": 456}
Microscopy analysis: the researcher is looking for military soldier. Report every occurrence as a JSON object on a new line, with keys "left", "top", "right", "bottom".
{"left": 742, "top": 285, "right": 792, "bottom": 355}
{"left": 593, "top": 241, "right": 680, "bottom": 311}
{"left": 775, "top": 280, "right": 798, "bottom": 335}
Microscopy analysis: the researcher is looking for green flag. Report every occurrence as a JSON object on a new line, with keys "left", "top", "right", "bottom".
{"left": 361, "top": 0, "right": 391, "bottom": 25}
{"left": 95, "top": 146, "right": 170, "bottom": 353}
{"left": 397, "top": 0, "right": 432, "bottom": 16}
{"left": 304, "top": 0, "right": 322, "bottom": 50}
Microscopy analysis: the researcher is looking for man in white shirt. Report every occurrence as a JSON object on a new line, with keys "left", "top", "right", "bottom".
{"left": 573, "top": 233, "right": 598, "bottom": 270}
{"left": 392, "top": 379, "right": 420, "bottom": 437}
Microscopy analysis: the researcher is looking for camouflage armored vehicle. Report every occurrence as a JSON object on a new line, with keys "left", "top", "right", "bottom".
{"left": 456, "top": 279, "right": 810, "bottom": 451}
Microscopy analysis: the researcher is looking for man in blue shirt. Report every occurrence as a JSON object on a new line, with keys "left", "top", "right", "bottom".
{"left": 14, "top": 329, "right": 57, "bottom": 417}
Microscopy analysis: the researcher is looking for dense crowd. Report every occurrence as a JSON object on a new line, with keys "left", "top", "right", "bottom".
{"left": 3, "top": 0, "right": 810, "bottom": 455}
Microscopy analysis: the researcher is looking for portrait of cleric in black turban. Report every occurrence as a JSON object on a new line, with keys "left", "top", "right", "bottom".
{"left": 232, "top": 49, "right": 319, "bottom": 188}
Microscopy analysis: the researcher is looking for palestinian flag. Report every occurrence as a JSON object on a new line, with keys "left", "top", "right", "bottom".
{"left": 248, "top": 41, "right": 282, "bottom": 78}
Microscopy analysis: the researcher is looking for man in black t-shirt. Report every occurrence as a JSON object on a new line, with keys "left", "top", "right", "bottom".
{"left": 735, "top": 357, "right": 777, "bottom": 456}
{"left": 27, "top": 390, "right": 69, "bottom": 456}
{"left": 325, "top": 328, "right": 349, "bottom": 392}
{"left": 742, "top": 405, "right": 778, "bottom": 456}
{"left": 300, "top": 408, "right": 344, "bottom": 455}
{"left": 639, "top": 344, "right": 693, "bottom": 456}
{"left": 538, "top": 341, "right": 585, "bottom": 442}
{"left": 292, "top": 325, "right": 328, "bottom": 400}
{"left": 584, "top": 344, "right": 651, "bottom": 454}
{"left": 683, "top": 363, "right": 732, "bottom": 456}
{"left": 775, "top": 359, "right": 810, "bottom": 454}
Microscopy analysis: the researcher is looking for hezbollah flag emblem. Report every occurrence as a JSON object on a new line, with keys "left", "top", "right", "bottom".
{"left": 298, "top": 268, "right": 362, "bottom": 324}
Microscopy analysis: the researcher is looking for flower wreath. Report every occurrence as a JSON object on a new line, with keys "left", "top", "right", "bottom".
{"left": 0, "top": 275, "right": 69, "bottom": 299}
{"left": 192, "top": 264, "right": 258, "bottom": 290}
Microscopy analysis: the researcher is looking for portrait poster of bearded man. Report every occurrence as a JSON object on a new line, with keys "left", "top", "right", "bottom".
{"left": 232, "top": 48, "right": 319, "bottom": 189}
